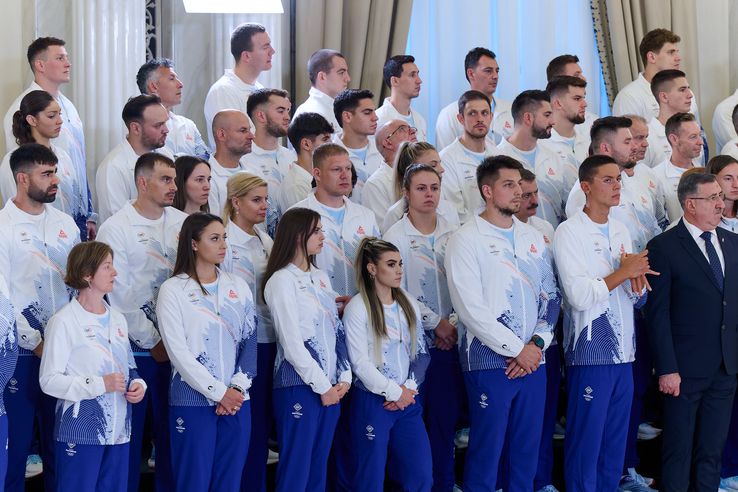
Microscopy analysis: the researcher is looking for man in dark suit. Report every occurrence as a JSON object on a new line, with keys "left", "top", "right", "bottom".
{"left": 646, "top": 171, "right": 738, "bottom": 491}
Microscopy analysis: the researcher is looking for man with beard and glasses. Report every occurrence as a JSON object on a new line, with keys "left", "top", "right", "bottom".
{"left": 207, "top": 110, "right": 254, "bottom": 217}
{"left": 445, "top": 155, "right": 560, "bottom": 492}
{"left": 95, "top": 95, "right": 173, "bottom": 223}
{"left": 0, "top": 144, "right": 79, "bottom": 492}
{"left": 498, "top": 90, "right": 574, "bottom": 228}
{"left": 541, "top": 76, "right": 590, "bottom": 169}
{"left": 554, "top": 154, "right": 655, "bottom": 492}
{"left": 97, "top": 153, "right": 185, "bottom": 492}
{"left": 440, "top": 90, "right": 498, "bottom": 224}
{"left": 644, "top": 70, "right": 704, "bottom": 169}
{"left": 242, "top": 88, "right": 296, "bottom": 236}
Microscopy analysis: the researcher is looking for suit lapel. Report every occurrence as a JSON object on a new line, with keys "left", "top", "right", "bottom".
{"left": 676, "top": 220, "right": 722, "bottom": 292}
{"left": 717, "top": 228, "right": 736, "bottom": 295}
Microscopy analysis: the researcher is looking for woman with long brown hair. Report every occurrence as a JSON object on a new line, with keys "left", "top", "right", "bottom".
{"left": 263, "top": 207, "right": 351, "bottom": 492}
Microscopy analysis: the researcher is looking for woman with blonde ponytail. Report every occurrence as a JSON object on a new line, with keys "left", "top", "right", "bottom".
{"left": 219, "top": 172, "right": 276, "bottom": 492}
{"left": 343, "top": 236, "right": 432, "bottom": 492}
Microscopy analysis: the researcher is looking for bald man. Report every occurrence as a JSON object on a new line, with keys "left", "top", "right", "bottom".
{"left": 208, "top": 109, "right": 254, "bottom": 216}
{"left": 361, "top": 119, "right": 417, "bottom": 221}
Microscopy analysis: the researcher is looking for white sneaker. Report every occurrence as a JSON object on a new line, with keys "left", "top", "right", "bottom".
{"left": 267, "top": 449, "right": 279, "bottom": 465}
{"left": 619, "top": 468, "right": 656, "bottom": 491}
{"left": 454, "top": 428, "right": 470, "bottom": 448}
{"left": 637, "top": 422, "right": 662, "bottom": 440}
{"left": 147, "top": 446, "right": 156, "bottom": 469}
{"left": 452, "top": 485, "right": 463, "bottom": 492}
{"left": 536, "top": 485, "right": 560, "bottom": 492}
{"left": 721, "top": 476, "right": 738, "bottom": 490}
{"left": 553, "top": 422, "right": 566, "bottom": 440}
{"left": 25, "top": 454, "right": 43, "bottom": 479}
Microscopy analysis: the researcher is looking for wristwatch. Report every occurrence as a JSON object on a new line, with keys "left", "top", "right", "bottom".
{"left": 530, "top": 334, "right": 545, "bottom": 350}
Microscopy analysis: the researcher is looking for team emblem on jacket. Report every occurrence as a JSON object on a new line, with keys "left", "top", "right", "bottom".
{"left": 479, "top": 393, "right": 488, "bottom": 409}
{"left": 58, "top": 229, "right": 67, "bottom": 239}
{"left": 228, "top": 289, "right": 238, "bottom": 299}
{"left": 7, "top": 378, "right": 17, "bottom": 394}
{"left": 530, "top": 243, "right": 537, "bottom": 254}
{"left": 292, "top": 403, "right": 303, "bottom": 419}
{"left": 65, "top": 442, "right": 76, "bottom": 456}
{"left": 175, "top": 417, "right": 186, "bottom": 433}
{"left": 547, "top": 167, "right": 556, "bottom": 176}
{"left": 365, "top": 425, "right": 375, "bottom": 441}
{"left": 357, "top": 226, "right": 365, "bottom": 235}
{"left": 583, "top": 386, "right": 594, "bottom": 402}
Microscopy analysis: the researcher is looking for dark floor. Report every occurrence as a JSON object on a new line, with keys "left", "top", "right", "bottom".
{"left": 25, "top": 435, "right": 663, "bottom": 491}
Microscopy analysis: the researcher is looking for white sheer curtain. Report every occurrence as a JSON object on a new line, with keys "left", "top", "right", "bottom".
{"left": 406, "top": 0, "right": 609, "bottom": 145}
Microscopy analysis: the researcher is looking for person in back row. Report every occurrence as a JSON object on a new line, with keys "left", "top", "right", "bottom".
{"left": 293, "top": 49, "right": 350, "bottom": 131}
{"left": 95, "top": 94, "right": 173, "bottom": 222}
{"left": 334, "top": 89, "right": 383, "bottom": 203}
{"left": 376, "top": 55, "right": 427, "bottom": 142}
{"left": 204, "top": 22, "right": 275, "bottom": 146}
{"left": 137, "top": 58, "right": 209, "bottom": 159}
{"left": 436, "top": 47, "right": 510, "bottom": 149}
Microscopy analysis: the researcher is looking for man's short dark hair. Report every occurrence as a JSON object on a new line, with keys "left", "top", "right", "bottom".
{"left": 545, "top": 76, "right": 587, "bottom": 99}
{"left": 134, "top": 152, "right": 175, "bottom": 181}
{"left": 511, "top": 90, "right": 550, "bottom": 124}
{"left": 122, "top": 94, "right": 162, "bottom": 129}
{"left": 458, "top": 90, "right": 491, "bottom": 115}
{"left": 307, "top": 49, "right": 344, "bottom": 86}
{"left": 231, "top": 22, "right": 266, "bottom": 61}
{"left": 136, "top": 58, "right": 175, "bottom": 94}
{"left": 333, "top": 89, "right": 374, "bottom": 128}
{"left": 383, "top": 55, "right": 415, "bottom": 88}
{"left": 650, "top": 69, "right": 687, "bottom": 101}
{"left": 246, "top": 88, "right": 289, "bottom": 119}
{"left": 477, "top": 155, "right": 524, "bottom": 198}
{"left": 677, "top": 171, "right": 716, "bottom": 207}
{"left": 288, "top": 113, "right": 334, "bottom": 149}
{"left": 664, "top": 112, "right": 697, "bottom": 140}
{"left": 590, "top": 116, "right": 632, "bottom": 153}
{"left": 639, "top": 28, "right": 680, "bottom": 66}
{"left": 579, "top": 154, "right": 618, "bottom": 183}
{"left": 464, "top": 47, "right": 496, "bottom": 82}
{"left": 519, "top": 168, "right": 536, "bottom": 182}
{"left": 546, "top": 54, "right": 580, "bottom": 81}
{"left": 26, "top": 37, "right": 65, "bottom": 71}
{"left": 10, "top": 143, "right": 59, "bottom": 180}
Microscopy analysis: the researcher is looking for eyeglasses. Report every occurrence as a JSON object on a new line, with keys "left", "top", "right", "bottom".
{"left": 386, "top": 125, "right": 417, "bottom": 140}
{"left": 688, "top": 192, "right": 725, "bottom": 203}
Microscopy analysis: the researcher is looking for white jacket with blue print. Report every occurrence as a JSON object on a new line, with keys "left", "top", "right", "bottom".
{"left": 157, "top": 270, "right": 258, "bottom": 406}
{"left": 39, "top": 300, "right": 145, "bottom": 445}
{"left": 445, "top": 216, "right": 561, "bottom": 372}
{"left": 264, "top": 264, "right": 352, "bottom": 395}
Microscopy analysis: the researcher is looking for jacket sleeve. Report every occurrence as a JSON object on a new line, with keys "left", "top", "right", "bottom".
{"left": 644, "top": 237, "right": 678, "bottom": 375}
{"left": 157, "top": 281, "right": 228, "bottom": 402}
{"left": 95, "top": 160, "right": 132, "bottom": 223}
{"left": 440, "top": 160, "right": 471, "bottom": 225}
{"left": 265, "top": 274, "right": 333, "bottom": 395}
{"left": 534, "top": 243, "right": 561, "bottom": 348}
{"left": 39, "top": 314, "right": 106, "bottom": 402}
{"left": 361, "top": 177, "right": 391, "bottom": 225}
{"left": 343, "top": 298, "right": 403, "bottom": 401}
{"left": 0, "top": 230, "right": 41, "bottom": 351}
{"left": 444, "top": 233, "right": 526, "bottom": 357}
{"left": 98, "top": 223, "right": 162, "bottom": 350}
{"left": 434, "top": 105, "right": 459, "bottom": 151}
{"left": 126, "top": 341, "right": 146, "bottom": 392}
{"left": 553, "top": 223, "right": 610, "bottom": 311}
{"left": 230, "top": 289, "right": 258, "bottom": 396}
{"left": 405, "top": 308, "right": 430, "bottom": 390}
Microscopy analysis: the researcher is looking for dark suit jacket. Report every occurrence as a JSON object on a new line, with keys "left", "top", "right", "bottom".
{"left": 645, "top": 219, "right": 738, "bottom": 378}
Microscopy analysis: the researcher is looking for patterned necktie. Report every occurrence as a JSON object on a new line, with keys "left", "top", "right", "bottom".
{"left": 700, "top": 231, "right": 724, "bottom": 290}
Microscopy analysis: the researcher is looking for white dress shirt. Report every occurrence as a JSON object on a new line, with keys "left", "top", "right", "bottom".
{"left": 683, "top": 218, "right": 725, "bottom": 272}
